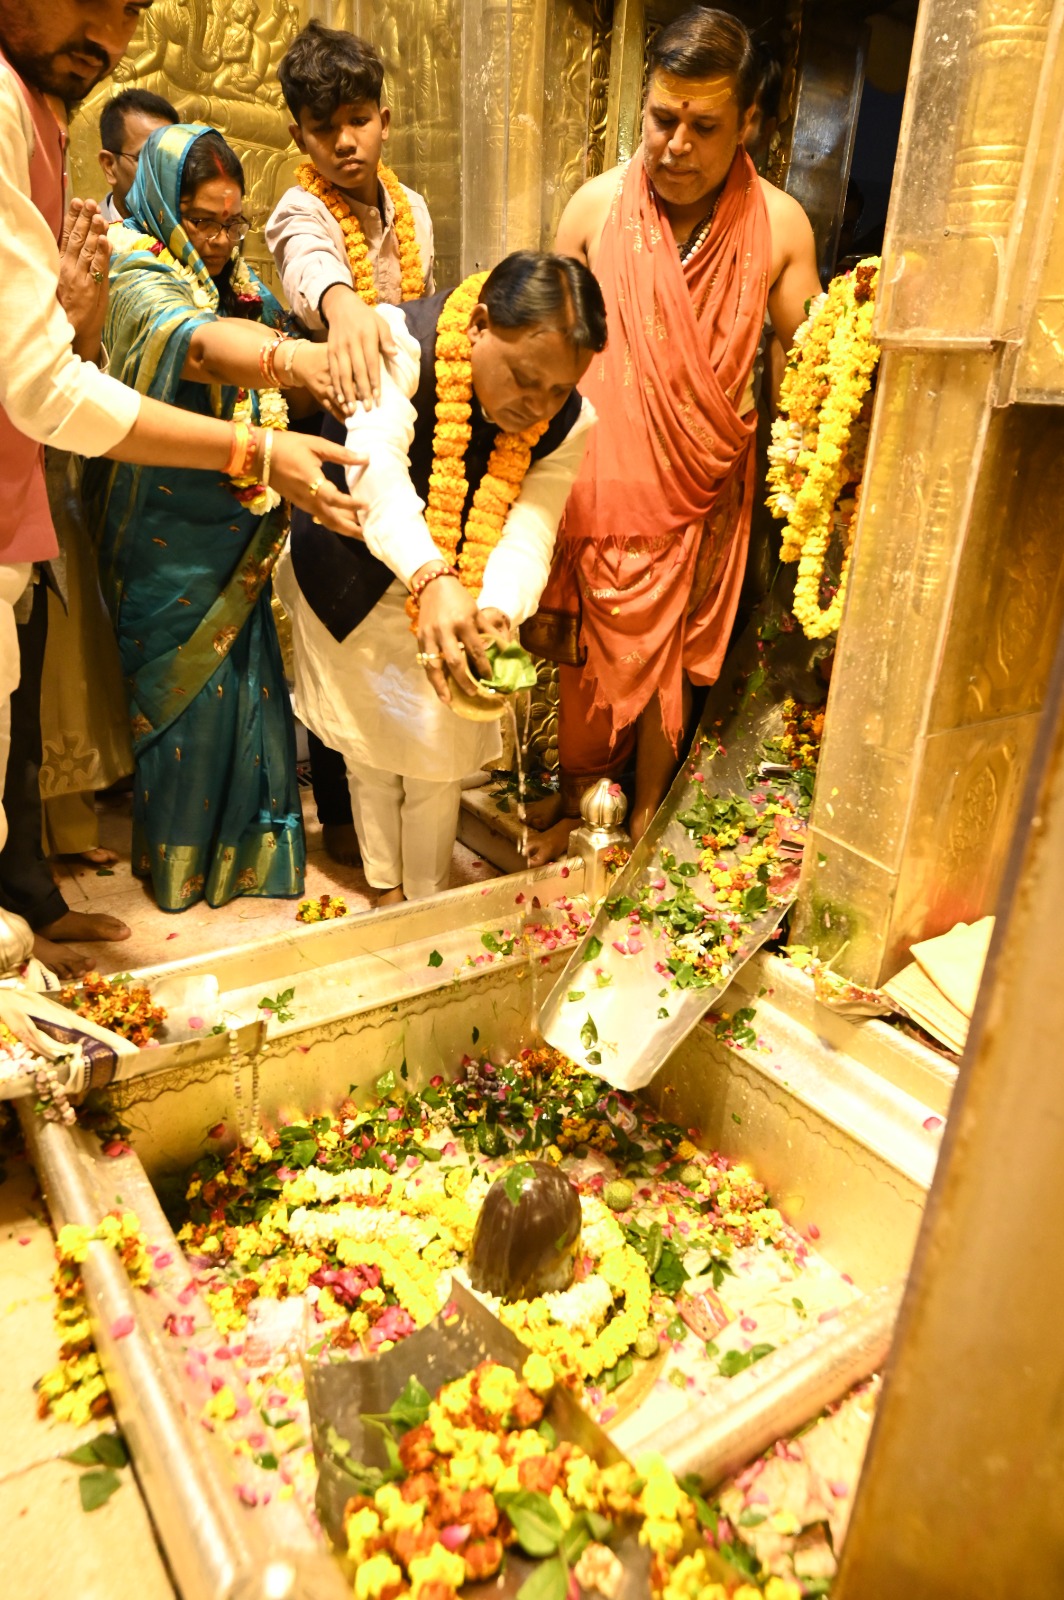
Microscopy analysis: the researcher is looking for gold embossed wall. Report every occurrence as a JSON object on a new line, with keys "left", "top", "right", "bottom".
{"left": 794, "top": 0, "right": 1064, "bottom": 985}
{"left": 69, "top": 0, "right": 307, "bottom": 296}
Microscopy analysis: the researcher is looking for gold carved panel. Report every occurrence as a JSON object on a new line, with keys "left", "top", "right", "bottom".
{"left": 70, "top": 0, "right": 305, "bottom": 295}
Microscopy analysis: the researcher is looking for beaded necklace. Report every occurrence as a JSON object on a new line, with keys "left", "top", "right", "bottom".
{"left": 677, "top": 190, "right": 722, "bottom": 262}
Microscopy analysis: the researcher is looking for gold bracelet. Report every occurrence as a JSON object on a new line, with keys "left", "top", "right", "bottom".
{"left": 277, "top": 339, "right": 300, "bottom": 386}
{"left": 261, "top": 427, "right": 275, "bottom": 489}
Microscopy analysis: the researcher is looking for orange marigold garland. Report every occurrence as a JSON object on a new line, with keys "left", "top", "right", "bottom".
{"left": 296, "top": 161, "right": 424, "bottom": 304}
{"left": 408, "top": 272, "right": 549, "bottom": 624}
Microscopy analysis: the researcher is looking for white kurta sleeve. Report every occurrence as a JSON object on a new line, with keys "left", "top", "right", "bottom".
{"left": 0, "top": 71, "right": 141, "bottom": 454}
{"left": 345, "top": 305, "right": 445, "bottom": 585}
{"left": 477, "top": 398, "right": 596, "bottom": 626}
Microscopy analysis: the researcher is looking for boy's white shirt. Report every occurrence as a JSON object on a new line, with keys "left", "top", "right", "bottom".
{"left": 265, "top": 177, "right": 434, "bottom": 331}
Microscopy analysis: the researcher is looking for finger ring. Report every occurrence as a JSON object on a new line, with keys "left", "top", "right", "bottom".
{"left": 415, "top": 651, "right": 442, "bottom": 667}
{"left": 92, "top": 269, "right": 104, "bottom": 283}
{"left": 308, "top": 477, "right": 326, "bottom": 497}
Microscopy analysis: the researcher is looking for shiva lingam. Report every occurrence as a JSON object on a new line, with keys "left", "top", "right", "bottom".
{"left": 468, "top": 1160, "right": 582, "bottom": 1299}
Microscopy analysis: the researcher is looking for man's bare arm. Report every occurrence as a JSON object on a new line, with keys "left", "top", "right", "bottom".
{"left": 762, "top": 183, "right": 821, "bottom": 349}
{"left": 555, "top": 171, "right": 616, "bottom": 271}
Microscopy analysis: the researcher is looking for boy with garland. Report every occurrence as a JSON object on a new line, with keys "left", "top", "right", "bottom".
{"left": 275, "top": 253, "right": 606, "bottom": 905}
{"left": 266, "top": 20, "right": 435, "bottom": 867}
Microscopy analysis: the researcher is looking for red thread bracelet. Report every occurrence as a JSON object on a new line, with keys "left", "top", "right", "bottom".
{"left": 410, "top": 564, "right": 460, "bottom": 601}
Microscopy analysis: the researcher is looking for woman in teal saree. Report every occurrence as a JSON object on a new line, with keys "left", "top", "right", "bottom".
{"left": 89, "top": 124, "right": 332, "bottom": 912}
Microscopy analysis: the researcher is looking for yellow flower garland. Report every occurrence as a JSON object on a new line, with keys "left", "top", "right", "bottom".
{"left": 410, "top": 271, "right": 549, "bottom": 622}
{"left": 766, "top": 259, "right": 881, "bottom": 640}
{"left": 296, "top": 160, "right": 424, "bottom": 305}
{"left": 495, "top": 1241, "right": 653, "bottom": 1381}
{"left": 38, "top": 1212, "right": 152, "bottom": 1425}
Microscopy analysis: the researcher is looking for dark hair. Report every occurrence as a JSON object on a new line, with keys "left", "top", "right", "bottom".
{"left": 752, "top": 44, "right": 783, "bottom": 124}
{"left": 180, "top": 132, "right": 249, "bottom": 316}
{"left": 479, "top": 252, "right": 608, "bottom": 354}
{"left": 647, "top": 7, "right": 759, "bottom": 114}
{"left": 99, "top": 88, "right": 178, "bottom": 153}
{"left": 278, "top": 21, "right": 385, "bottom": 123}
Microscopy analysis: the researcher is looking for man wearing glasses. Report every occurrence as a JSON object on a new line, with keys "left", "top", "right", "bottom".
{"left": 97, "top": 86, "right": 176, "bottom": 222}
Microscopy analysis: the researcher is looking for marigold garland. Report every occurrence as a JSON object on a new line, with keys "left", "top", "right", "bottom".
{"left": 296, "top": 161, "right": 424, "bottom": 305}
{"left": 37, "top": 1211, "right": 152, "bottom": 1425}
{"left": 766, "top": 258, "right": 881, "bottom": 640}
{"left": 409, "top": 272, "right": 549, "bottom": 624}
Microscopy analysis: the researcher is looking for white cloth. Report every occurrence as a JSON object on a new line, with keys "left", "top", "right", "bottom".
{"left": 99, "top": 190, "right": 121, "bottom": 224}
{"left": 277, "top": 564, "right": 505, "bottom": 781}
{"left": 347, "top": 762, "right": 461, "bottom": 899}
{"left": 0, "top": 65, "right": 141, "bottom": 453}
{"left": 0, "top": 561, "right": 32, "bottom": 853}
{"left": 266, "top": 178, "right": 435, "bottom": 332}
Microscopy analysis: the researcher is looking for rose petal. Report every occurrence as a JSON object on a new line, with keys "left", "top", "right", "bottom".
{"left": 439, "top": 1523, "right": 471, "bottom": 1552}
{"left": 111, "top": 1314, "right": 135, "bottom": 1340}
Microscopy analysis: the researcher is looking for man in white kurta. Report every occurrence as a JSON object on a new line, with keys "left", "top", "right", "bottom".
{"left": 278, "top": 252, "right": 607, "bottom": 902}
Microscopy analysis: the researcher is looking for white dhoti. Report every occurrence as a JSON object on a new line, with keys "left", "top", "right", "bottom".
{"left": 277, "top": 553, "right": 500, "bottom": 900}
{"left": 0, "top": 561, "right": 33, "bottom": 853}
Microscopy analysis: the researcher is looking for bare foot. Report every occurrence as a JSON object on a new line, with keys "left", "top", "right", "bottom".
{"left": 521, "top": 792, "right": 567, "bottom": 830}
{"left": 322, "top": 823, "right": 362, "bottom": 867}
{"left": 375, "top": 886, "right": 405, "bottom": 907}
{"left": 523, "top": 817, "right": 578, "bottom": 869}
{"left": 630, "top": 803, "right": 655, "bottom": 845}
{"left": 32, "top": 934, "right": 91, "bottom": 981}
{"left": 38, "top": 909, "right": 132, "bottom": 943}
{"left": 58, "top": 846, "right": 120, "bottom": 867}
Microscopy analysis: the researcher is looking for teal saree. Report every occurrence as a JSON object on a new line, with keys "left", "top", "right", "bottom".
{"left": 87, "top": 123, "right": 304, "bottom": 911}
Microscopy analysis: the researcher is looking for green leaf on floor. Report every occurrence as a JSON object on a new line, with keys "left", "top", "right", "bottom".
{"left": 427, "top": 950, "right": 443, "bottom": 967}
{"left": 64, "top": 1431, "right": 129, "bottom": 1469}
{"left": 79, "top": 1468, "right": 122, "bottom": 1512}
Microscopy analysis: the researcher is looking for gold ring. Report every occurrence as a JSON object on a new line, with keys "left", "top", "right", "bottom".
{"left": 92, "top": 269, "right": 105, "bottom": 283}
{"left": 308, "top": 476, "right": 326, "bottom": 497}
{"left": 416, "top": 651, "right": 442, "bottom": 667}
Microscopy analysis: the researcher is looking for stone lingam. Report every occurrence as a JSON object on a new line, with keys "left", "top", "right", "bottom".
{"left": 469, "top": 1160, "right": 582, "bottom": 1301}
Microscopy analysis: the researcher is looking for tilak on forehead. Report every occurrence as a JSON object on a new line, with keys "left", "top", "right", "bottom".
{"left": 648, "top": 70, "right": 735, "bottom": 108}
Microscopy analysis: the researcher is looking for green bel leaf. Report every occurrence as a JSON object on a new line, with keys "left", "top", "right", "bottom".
{"left": 64, "top": 1431, "right": 128, "bottom": 1469}
{"left": 516, "top": 1553, "right": 569, "bottom": 1600}
{"left": 381, "top": 1376, "right": 432, "bottom": 1433}
{"left": 583, "top": 936, "right": 602, "bottom": 962}
{"left": 503, "top": 1162, "right": 536, "bottom": 1206}
{"left": 427, "top": 949, "right": 444, "bottom": 968}
{"left": 79, "top": 1468, "right": 122, "bottom": 1512}
{"left": 496, "top": 1488, "right": 565, "bottom": 1557}
{"left": 479, "top": 640, "right": 539, "bottom": 694}
{"left": 579, "top": 1015, "right": 599, "bottom": 1050}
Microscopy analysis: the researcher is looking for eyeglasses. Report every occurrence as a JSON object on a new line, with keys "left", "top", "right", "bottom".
{"left": 106, "top": 148, "right": 142, "bottom": 166}
{"left": 180, "top": 215, "right": 251, "bottom": 243}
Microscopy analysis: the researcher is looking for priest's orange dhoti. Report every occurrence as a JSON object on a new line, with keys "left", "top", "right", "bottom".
{"left": 541, "top": 148, "right": 771, "bottom": 806}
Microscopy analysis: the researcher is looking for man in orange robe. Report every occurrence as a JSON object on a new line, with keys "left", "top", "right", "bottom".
{"left": 526, "top": 8, "right": 820, "bottom": 861}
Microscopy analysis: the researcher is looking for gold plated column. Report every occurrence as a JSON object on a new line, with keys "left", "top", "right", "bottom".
{"left": 794, "top": 0, "right": 1064, "bottom": 985}
{"left": 832, "top": 616, "right": 1064, "bottom": 1600}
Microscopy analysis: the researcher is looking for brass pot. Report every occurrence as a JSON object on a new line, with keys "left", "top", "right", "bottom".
{"left": 445, "top": 670, "right": 507, "bottom": 722}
